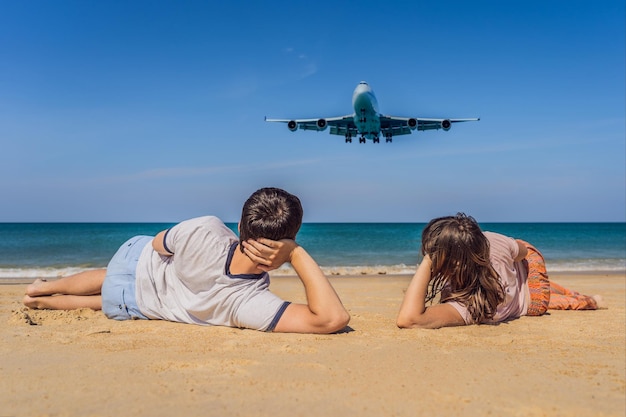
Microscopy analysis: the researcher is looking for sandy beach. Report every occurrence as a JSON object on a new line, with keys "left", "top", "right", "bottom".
{"left": 1, "top": 273, "right": 624, "bottom": 417}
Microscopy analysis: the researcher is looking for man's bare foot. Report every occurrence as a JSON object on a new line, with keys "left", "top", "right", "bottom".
{"left": 25, "top": 278, "right": 50, "bottom": 297}
{"left": 592, "top": 294, "right": 607, "bottom": 309}
{"left": 23, "top": 294, "right": 42, "bottom": 309}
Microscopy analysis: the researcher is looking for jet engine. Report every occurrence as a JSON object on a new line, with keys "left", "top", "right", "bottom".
{"left": 407, "top": 118, "right": 418, "bottom": 130}
{"left": 441, "top": 119, "right": 451, "bottom": 131}
{"left": 287, "top": 120, "right": 298, "bottom": 131}
{"left": 316, "top": 118, "right": 328, "bottom": 131}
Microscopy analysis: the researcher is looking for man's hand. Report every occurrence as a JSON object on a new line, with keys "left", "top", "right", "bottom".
{"left": 241, "top": 238, "right": 298, "bottom": 272}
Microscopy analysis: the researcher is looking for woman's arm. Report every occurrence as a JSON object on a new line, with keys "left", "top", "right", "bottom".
{"left": 396, "top": 255, "right": 465, "bottom": 329}
{"left": 514, "top": 239, "right": 528, "bottom": 261}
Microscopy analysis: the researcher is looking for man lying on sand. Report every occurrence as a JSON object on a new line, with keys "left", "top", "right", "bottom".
{"left": 23, "top": 187, "right": 350, "bottom": 334}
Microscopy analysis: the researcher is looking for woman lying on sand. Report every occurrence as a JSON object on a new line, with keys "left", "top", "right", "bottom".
{"left": 397, "top": 213, "right": 604, "bottom": 329}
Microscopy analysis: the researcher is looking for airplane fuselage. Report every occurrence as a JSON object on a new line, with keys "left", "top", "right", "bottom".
{"left": 352, "top": 82, "right": 380, "bottom": 141}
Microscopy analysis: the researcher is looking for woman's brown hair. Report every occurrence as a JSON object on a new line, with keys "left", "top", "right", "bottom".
{"left": 421, "top": 213, "right": 505, "bottom": 323}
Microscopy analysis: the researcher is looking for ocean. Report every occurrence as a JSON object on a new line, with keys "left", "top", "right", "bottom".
{"left": 0, "top": 222, "right": 624, "bottom": 279}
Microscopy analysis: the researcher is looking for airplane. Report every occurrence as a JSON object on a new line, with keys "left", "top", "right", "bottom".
{"left": 265, "top": 81, "right": 479, "bottom": 143}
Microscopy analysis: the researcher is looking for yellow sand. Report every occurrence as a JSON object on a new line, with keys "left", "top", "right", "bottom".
{"left": 1, "top": 273, "right": 624, "bottom": 416}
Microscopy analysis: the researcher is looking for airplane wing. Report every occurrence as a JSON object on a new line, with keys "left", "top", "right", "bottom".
{"left": 265, "top": 115, "right": 358, "bottom": 136}
{"left": 379, "top": 116, "right": 480, "bottom": 135}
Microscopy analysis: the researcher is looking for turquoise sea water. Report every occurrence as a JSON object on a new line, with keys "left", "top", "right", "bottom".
{"left": 0, "top": 222, "right": 624, "bottom": 279}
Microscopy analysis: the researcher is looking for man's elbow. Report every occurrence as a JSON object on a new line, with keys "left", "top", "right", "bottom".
{"left": 320, "top": 310, "right": 350, "bottom": 334}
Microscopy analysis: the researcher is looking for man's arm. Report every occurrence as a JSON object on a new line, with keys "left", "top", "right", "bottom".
{"left": 152, "top": 230, "right": 173, "bottom": 256}
{"left": 396, "top": 255, "right": 465, "bottom": 329}
{"left": 242, "top": 239, "right": 350, "bottom": 334}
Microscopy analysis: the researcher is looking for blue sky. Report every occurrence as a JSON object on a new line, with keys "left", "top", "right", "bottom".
{"left": 0, "top": 0, "right": 624, "bottom": 223}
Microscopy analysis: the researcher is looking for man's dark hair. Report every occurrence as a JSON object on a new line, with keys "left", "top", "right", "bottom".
{"left": 239, "top": 188, "right": 303, "bottom": 251}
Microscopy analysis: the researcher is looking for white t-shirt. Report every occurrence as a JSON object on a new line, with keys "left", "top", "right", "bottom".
{"left": 445, "top": 231, "right": 530, "bottom": 324}
{"left": 135, "top": 216, "right": 289, "bottom": 331}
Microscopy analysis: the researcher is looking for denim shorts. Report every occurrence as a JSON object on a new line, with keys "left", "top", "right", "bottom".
{"left": 101, "top": 235, "right": 152, "bottom": 320}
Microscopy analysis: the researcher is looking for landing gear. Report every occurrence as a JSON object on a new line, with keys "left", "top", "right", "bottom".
{"left": 373, "top": 136, "right": 380, "bottom": 143}
{"left": 359, "top": 136, "right": 366, "bottom": 143}
{"left": 385, "top": 133, "right": 393, "bottom": 143}
{"left": 345, "top": 133, "right": 352, "bottom": 143}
